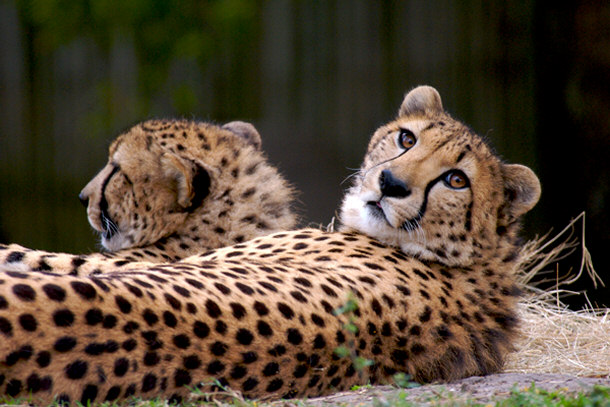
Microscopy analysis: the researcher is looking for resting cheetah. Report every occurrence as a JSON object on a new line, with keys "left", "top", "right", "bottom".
{"left": 0, "top": 86, "right": 540, "bottom": 405}
{"left": 0, "top": 119, "right": 296, "bottom": 275}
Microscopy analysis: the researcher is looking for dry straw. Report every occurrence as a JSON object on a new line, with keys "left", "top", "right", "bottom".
{"left": 506, "top": 213, "right": 610, "bottom": 377}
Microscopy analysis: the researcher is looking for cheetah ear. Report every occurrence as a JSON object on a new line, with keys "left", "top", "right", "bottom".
{"left": 398, "top": 85, "right": 443, "bottom": 117}
{"left": 222, "top": 121, "right": 262, "bottom": 150}
{"left": 161, "top": 154, "right": 211, "bottom": 211}
{"left": 501, "top": 164, "right": 541, "bottom": 219}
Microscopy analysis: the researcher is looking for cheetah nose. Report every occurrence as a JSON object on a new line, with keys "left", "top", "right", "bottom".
{"left": 379, "top": 169, "right": 411, "bottom": 198}
{"left": 78, "top": 192, "right": 89, "bottom": 207}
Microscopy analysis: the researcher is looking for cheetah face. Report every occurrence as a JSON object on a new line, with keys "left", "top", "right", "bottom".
{"left": 79, "top": 120, "right": 265, "bottom": 252}
{"left": 79, "top": 126, "right": 208, "bottom": 251}
{"left": 340, "top": 86, "right": 541, "bottom": 266}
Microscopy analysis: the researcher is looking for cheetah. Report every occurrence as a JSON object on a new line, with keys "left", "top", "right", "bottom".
{"left": 0, "top": 86, "right": 540, "bottom": 405}
{"left": 0, "top": 119, "right": 296, "bottom": 276}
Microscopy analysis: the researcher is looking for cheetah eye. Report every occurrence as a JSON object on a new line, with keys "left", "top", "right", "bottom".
{"left": 444, "top": 170, "right": 469, "bottom": 189}
{"left": 398, "top": 129, "right": 416, "bottom": 150}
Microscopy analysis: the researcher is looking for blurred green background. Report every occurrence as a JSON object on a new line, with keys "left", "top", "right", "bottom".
{"left": 0, "top": 1, "right": 608, "bottom": 307}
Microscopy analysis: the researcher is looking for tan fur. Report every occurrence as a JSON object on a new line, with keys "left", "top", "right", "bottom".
{"left": 0, "top": 87, "right": 540, "bottom": 405}
{"left": 0, "top": 119, "right": 296, "bottom": 275}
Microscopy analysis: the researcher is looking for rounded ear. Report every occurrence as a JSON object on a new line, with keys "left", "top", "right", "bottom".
{"left": 501, "top": 164, "right": 541, "bottom": 219}
{"left": 161, "top": 154, "right": 210, "bottom": 211}
{"left": 398, "top": 85, "right": 443, "bottom": 117}
{"left": 222, "top": 121, "right": 262, "bottom": 150}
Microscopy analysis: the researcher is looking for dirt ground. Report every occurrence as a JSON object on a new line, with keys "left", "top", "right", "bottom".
{"left": 279, "top": 373, "right": 610, "bottom": 406}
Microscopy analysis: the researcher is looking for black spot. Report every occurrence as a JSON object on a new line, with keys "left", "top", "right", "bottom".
{"left": 287, "top": 328, "right": 303, "bottom": 345}
{"left": 84, "top": 343, "right": 105, "bottom": 356}
{"left": 308, "top": 375, "right": 320, "bottom": 388}
{"left": 293, "top": 364, "right": 308, "bottom": 378}
{"left": 43, "top": 284, "right": 66, "bottom": 301}
{"left": 115, "top": 295, "right": 132, "bottom": 314}
{"left": 206, "top": 299, "right": 222, "bottom": 318}
{"left": 144, "top": 351, "right": 161, "bottom": 366}
{"left": 183, "top": 355, "right": 201, "bottom": 370}
{"left": 105, "top": 386, "right": 121, "bottom": 401}
{"left": 410, "top": 343, "right": 425, "bottom": 355}
{"left": 143, "top": 309, "right": 159, "bottom": 326}
{"left": 65, "top": 360, "right": 88, "bottom": 379}
{"left": 215, "top": 320, "right": 227, "bottom": 334}
{"left": 164, "top": 293, "right": 182, "bottom": 310}
{"left": 206, "top": 361, "right": 225, "bottom": 375}
{"left": 231, "top": 365, "right": 247, "bottom": 379}
{"left": 18, "top": 314, "right": 37, "bottom": 332}
{"left": 0, "top": 317, "right": 13, "bottom": 337}
{"left": 70, "top": 281, "right": 97, "bottom": 300}
{"left": 230, "top": 303, "right": 247, "bottom": 319}
{"left": 418, "top": 306, "right": 432, "bottom": 322}
{"left": 54, "top": 336, "right": 77, "bottom": 352}
{"left": 173, "top": 285, "right": 191, "bottom": 298}
{"left": 6, "top": 379, "right": 22, "bottom": 397}
{"left": 392, "top": 349, "right": 409, "bottom": 365}
{"left": 53, "top": 309, "right": 75, "bottom": 327}
{"left": 262, "top": 362, "right": 279, "bottom": 376}
{"left": 268, "top": 345, "right": 286, "bottom": 357}
{"left": 290, "top": 290, "right": 308, "bottom": 303}
{"left": 320, "top": 284, "right": 338, "bottom": 297}
{"left": 123, "top": 321, "right": 139, "bottom": 334}
{"left": 242, "top": 351, "right": 258, "bottom": 363}
{"left": 253, "top": 301, "right": 269, "bottom": 316}
{"left": 371, "top": 298, "right": 383, "bottom": 316}
{"left": 194, "top": 321, "right": 210, "bottom": 338}
{"left": 122, "top": 339, "right": 137, "bottom": 351}
{"left": 163, "top": 311, "right": 178, "bottom": 327}
{"left": 173, "top": 334, "right": 191, "bottom": 349}
{"left": 124, "top": 383, "right": 137, "bottom": 397}
{"left": 85, "top": 308, "right": 103, "bottom": 325}
{"left": 311, "top": 313, "right": 325, "bottom": 327}
{"left": 103, "top": 315, "right": 117, "bottom": 329}
{"left": 12, "top": 284, "right": 36, "bottom": 301}
{"left": 236, "top": 328, "right": 254, "bottom": 345}
{"left": 142, "top": 373, "right": 157, "bottom": 392}
{"left": 266, "top": 378, "right": 283, "bottom": 392}
{"left": 114, "top": 358, "right": 129, "bottom": 376}
{"left": 257, "top": 320, "right": 273, "bottom": 337}
{"left": 313, "top": 334, "right": 326, "bottom": 349}
{"left": 235, "top": 282, "right": 255, "bottom": 295}
{"left": 242, "top": 377, "right": 259, "bottom": 391}
{"left": 6, "top": 251, "right": 24, "bottom": 263}
{"left": 214, "top": 282, "right": 231, "bottom": 295}
{"left": 0, "top": 295, "right": 7, "bottom": 309}
{"left": 210, "top": 341, "right": 228, "bottom": 356}
{"left": 36, "top": 351, "right": 51, "bottom": 367}
{"left": 277, "top": 303, "right": 294, "bottom": 319}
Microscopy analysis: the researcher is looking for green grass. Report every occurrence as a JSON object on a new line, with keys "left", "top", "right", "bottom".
{"left": 379, "top": 384, "right": 610, "bottom": 407}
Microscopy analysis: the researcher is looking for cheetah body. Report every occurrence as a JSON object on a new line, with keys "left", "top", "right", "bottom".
{"left": 0, "top": 86, "right": 541, "bottom": 405}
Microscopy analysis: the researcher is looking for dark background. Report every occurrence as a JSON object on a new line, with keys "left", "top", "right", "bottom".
{"left": 0, "top": 1, "right": 608, "bottom": 308}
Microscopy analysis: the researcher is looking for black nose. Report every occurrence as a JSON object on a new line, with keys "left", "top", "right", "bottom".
{"left": 78, "top": 192, "right": 88, "bottom": 207}
{"left": 379, "top": 169, "right": 410, "bottom": 198}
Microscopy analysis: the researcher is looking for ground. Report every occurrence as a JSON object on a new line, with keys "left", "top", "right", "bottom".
{"left": 279, "top": 373, "right": 610, "bottom": 406}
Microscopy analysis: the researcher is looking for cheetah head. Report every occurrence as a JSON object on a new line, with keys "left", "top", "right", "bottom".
{"left": 340, "top": 86, "right": 541, "bottom": 266}
{"left": 79, "top": 119, "right": 294, "bottom": 251}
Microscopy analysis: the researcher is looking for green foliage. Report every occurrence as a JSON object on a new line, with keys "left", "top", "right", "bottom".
{"left": 496, "top": 384, "right": 610, "bottom": 407}
{"left": 15, "top": 0, "right": 259, "bottom": 116}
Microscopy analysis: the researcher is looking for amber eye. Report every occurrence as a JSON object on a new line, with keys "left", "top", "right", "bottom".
{"left": 398, "top": 129, "right": 416, "bottom": 150}
{"left": 445, "top": 170, "right": 469, "bottom": 189}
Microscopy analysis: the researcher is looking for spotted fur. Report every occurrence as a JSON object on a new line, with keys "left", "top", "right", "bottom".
{"left": 0, "top": 86, "right": 540, "bottom": 405}
{"left": 0, "top": 119, "right": 296, "bottom": 275}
